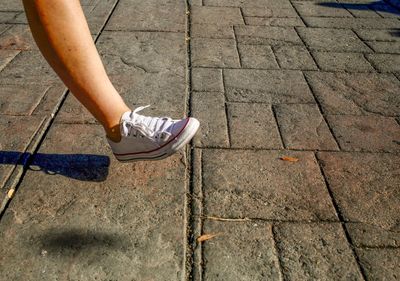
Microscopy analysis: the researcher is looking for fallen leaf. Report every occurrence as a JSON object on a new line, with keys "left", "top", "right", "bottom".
{"left": 7, "top": 189, "right": 15, "bottom": 199}
{"left": 280, "top": 156, "right": 299, "bottom": 162}
{"left": 197, "top": 233, "right": 222, "bottom": 243}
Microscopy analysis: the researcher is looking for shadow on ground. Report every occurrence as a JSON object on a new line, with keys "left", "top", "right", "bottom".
{"left": 0, "top": 151, "right": 110, "bottom": 182}
{"left": 319, "top": 0, "right": 400, "bottom": 18}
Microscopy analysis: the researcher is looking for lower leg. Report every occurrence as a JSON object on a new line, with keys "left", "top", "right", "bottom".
{"left": 22, "top": 0, "right": 129, "bottom": 141}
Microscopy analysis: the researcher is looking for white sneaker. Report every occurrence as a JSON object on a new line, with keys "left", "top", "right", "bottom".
{"left": 107, "top": 105, "right": 200, "bottom": 162}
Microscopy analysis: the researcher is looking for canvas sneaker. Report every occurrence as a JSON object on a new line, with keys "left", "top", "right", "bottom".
{"left": 107, "top": 105, "right": 200, "bottom": 162}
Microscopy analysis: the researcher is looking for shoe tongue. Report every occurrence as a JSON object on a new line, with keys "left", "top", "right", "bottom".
{"left": 121, "top": 111, "right": 132, "bottom": 122}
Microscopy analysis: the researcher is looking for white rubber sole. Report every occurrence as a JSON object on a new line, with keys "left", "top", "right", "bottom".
{"left": 114, "top": 118, "right": 199, "bottom": 162}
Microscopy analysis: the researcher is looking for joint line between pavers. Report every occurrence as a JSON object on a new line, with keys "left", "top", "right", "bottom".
{"left": 289, "top": 0, "right": 309, "bottom": 28}
{"left": 301, "top": 72, "right": 342, "bottom": 150}
{"left": 233, "top": 26, "right": 242, "bottom": 68}
{"left": 184, "top": 1, "right": 198, "bottom": 280}
{"left": 314, "top": 152, "right": 369, "bottom": 280}
{"left": 351, "top": 28, "right": 375, "bottom": 54}
{"left": 271, "top": 105, "right": 286, "bottom": 149}
{"left": 271, "top": 224, "right": 288, "bottom": 281}
{"left": 221, "top": 69, "right": 232, "bottom": 148}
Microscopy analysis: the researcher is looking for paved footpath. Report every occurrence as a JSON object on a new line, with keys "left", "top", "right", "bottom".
{"left": 0, "top": 0, "right": 399, "bottom": 280}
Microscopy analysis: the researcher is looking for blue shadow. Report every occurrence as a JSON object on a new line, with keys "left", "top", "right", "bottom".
{"left": 319, "top": 0, "right": 400, "bottom": 16}
{"left": 0, "top": 151, "right": 110, "bottom": 182}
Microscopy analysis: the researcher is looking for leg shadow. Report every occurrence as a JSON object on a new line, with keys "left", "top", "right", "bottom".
{"left": 0, "top": 151, "right": 110, "bottom": 182}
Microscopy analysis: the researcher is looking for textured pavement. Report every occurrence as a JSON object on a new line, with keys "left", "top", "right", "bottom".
{"left": 0, "top": 0, "right": 399, "bottom": 280}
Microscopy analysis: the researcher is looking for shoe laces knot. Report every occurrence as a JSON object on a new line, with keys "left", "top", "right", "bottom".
{"left": 122, "top": 105, "right": 173, "bottom": 142}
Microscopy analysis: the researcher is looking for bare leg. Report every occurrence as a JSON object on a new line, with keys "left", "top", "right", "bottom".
{"left": 22, "top": 0, "right": 129, "bottom": 141}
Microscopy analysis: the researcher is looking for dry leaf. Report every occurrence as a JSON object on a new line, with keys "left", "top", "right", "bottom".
{"left": 280, "top": 156, "right": 299, "bottom": 162}
{"left": 197, "top": 233, "right": 221, "bottom": 243}
{"left": 7, "top": 189, "right": 15, "bottom": 199}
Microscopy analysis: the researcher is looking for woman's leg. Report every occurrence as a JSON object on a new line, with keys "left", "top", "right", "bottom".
{"left": 22, "top": 0, "right": 129, "bottom": 141}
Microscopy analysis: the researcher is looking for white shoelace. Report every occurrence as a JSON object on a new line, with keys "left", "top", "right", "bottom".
{"left": 121, "top": 105, "right": 173, "bottom": 142}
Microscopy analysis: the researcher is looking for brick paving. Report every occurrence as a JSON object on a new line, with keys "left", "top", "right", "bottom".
{"left": 0, "top": 0, "right": 399, "bottom": 280}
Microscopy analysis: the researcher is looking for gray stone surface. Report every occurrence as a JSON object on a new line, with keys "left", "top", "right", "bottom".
{"left": 192, "top": 38, "right": 240, "bottom": 68}
{"left": 0, "top": 51, "right": 59, "bottom": 85}
{"left": 313, "top": 52, "right": 375, "bottom": 72}
{"left": 244, "top": 17, "right": 304, "bottom": 27}
{"left": 305, "top": 71, "right": 400, "bottom": 117}
{"left": 0, "top": 24, "right": 37, "bottom": 50}
{"left": 224, "top": 69, "right": 314, "bottom": 103}
{"left": 106, "top": 1, "right": 185, "bottom": 32}
{"left": 297, "top": 27, "right": 371, "bottom": 52}
{"left": 367, "top": 41, "right": 400, "bottom": 54}
{"left": 191, "top": 24, "right": 234, "bottom": 39}
{"left": 242, "top": 6, "right": 297, "bottom": 17}
{"left": 227, "top": 102, "right": 282, "bottom": 149}
{"left": 235, "top": 26, "right": 303, "bottom": 46}
{"left": 357, "top": 249, "right": 400, "bottom": 281}
{"left": 355, "top": 29, "right": 400, "bottom": 42}
{"left": 202, "top": 149, "right": 337, "bottom": 220}
{"left": 292, "top": 1, "right": 353, "bottom": 17}
{"left": 202, "top": 221, "right": 282, "bottom": 281}
{"left": 191, "top": 6, "right": 244, "bottom": 25}
{"left": 318, "top": 152, "right": 400, "bottom": 229}
{"left": 0, "top": 84, "right": 50, "bottom": 115}
{"left": 303, "top": 17, "right": 400, "bottom": 29}
{"left": 366, "top": 53, "right": 400, "bottom": 73}
{"left": 0, "top": 49, "right": 18, "bottom": 72}
{"left": 273, "top": 45, "right": 317, "bottom": 70}
{"left": 238, "top": 44, "right": 279, "bottom": 69}
{"left": 192, "top": 91, "right": 229, "bottom": 148}
{"left": 275, "top": 104, "right": 338, "bottom": 150}
{"left": 97, "top": 31, "right": 186, "bottom": 76}
{"left": 0, "top": 124, "right": 187, "bottom": 280}
{"left": 327, "top": 115, "right": 400, "bottom": 152}
{"left": 346, "top": 222, "right": 400, "bottom": 248}
{"left": 275, "top": 223, "right": 363, "bottom": 280}
{"left": 192, "top": 67, "right": 224, "bottom": 92}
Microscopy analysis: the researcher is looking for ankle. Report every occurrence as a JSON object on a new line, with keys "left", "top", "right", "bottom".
{"left": 105, "top": 124, "right": 122, "bottom": 142}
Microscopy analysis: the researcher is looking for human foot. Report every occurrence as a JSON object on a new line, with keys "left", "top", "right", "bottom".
{"left": 107, "top": 105, "right": 200, "bottom": 162}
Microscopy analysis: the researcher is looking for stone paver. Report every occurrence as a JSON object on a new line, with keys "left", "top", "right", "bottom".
{"left": 327, "top": 115, "right": 400, "bottom": 152}
{"left": 273, "top": 45, "right": 317, "bottom": 70}
{"left": 275, "top": 104, "right": 338, "bottom": 150}
{"left": 305, "top": 71, "right": 400, "bottom": 116}
{"left": 237, "top": 44, "right": 279, "bottom": 69}
{"left": 227, "top": 102, "right": 282, "bottom": 149}
{"left": 224, "top": 69, "right": 314, "bottom": 103}
{"left": 0, "top": 51, "right": 59, "bottom": 85}
{"left": 313, "top": 52, "right": 374, "bottom": 72}
{"left": 1, "top": 0, "right": 400, "bottom": 279}
{"left": 202, "top": 149, "right": 337, "bottom": 220}
{"left": 192, "top": 67, "right": 224, "bottom": 92}
{"left": 235, "top": 26, "right": 303, "bottom": 46}
{"left": 274, "top": 223, "right": 363, "bottom": 280}
{"left": 318, "top": 152, "right": 400, "bottom": 229}
{"left": 191, "top": 6, "right": 244, "bottom": 25}
{"left": 192, "top": 91, "right": 229, "bottom": 148}
{"left": 0, "top": 49, "right": 18, "bottom": 72}
{"left": 202, "top": 221, "right": 281, "bottom": 281}
{"left": 346, "top": 222, "right": 400, "bottom": 248}
{"left": 192, "top": 38, "right": 240, "bottom": 68}
{"left": 366, "top": 53, "right": 400, "bottom": 73}
{"left": 357, "top": 249, "right": 400, "bottom": 281}
{"left": 297, "top": 27, "right": 371, "bottom": 52}
{"left": 106, "top": 1, "right": 185, "bottom": 32}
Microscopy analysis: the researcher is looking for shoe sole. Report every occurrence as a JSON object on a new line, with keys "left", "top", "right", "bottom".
{"left": 114, "top": 118, "right": 199, "bottom": 162}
